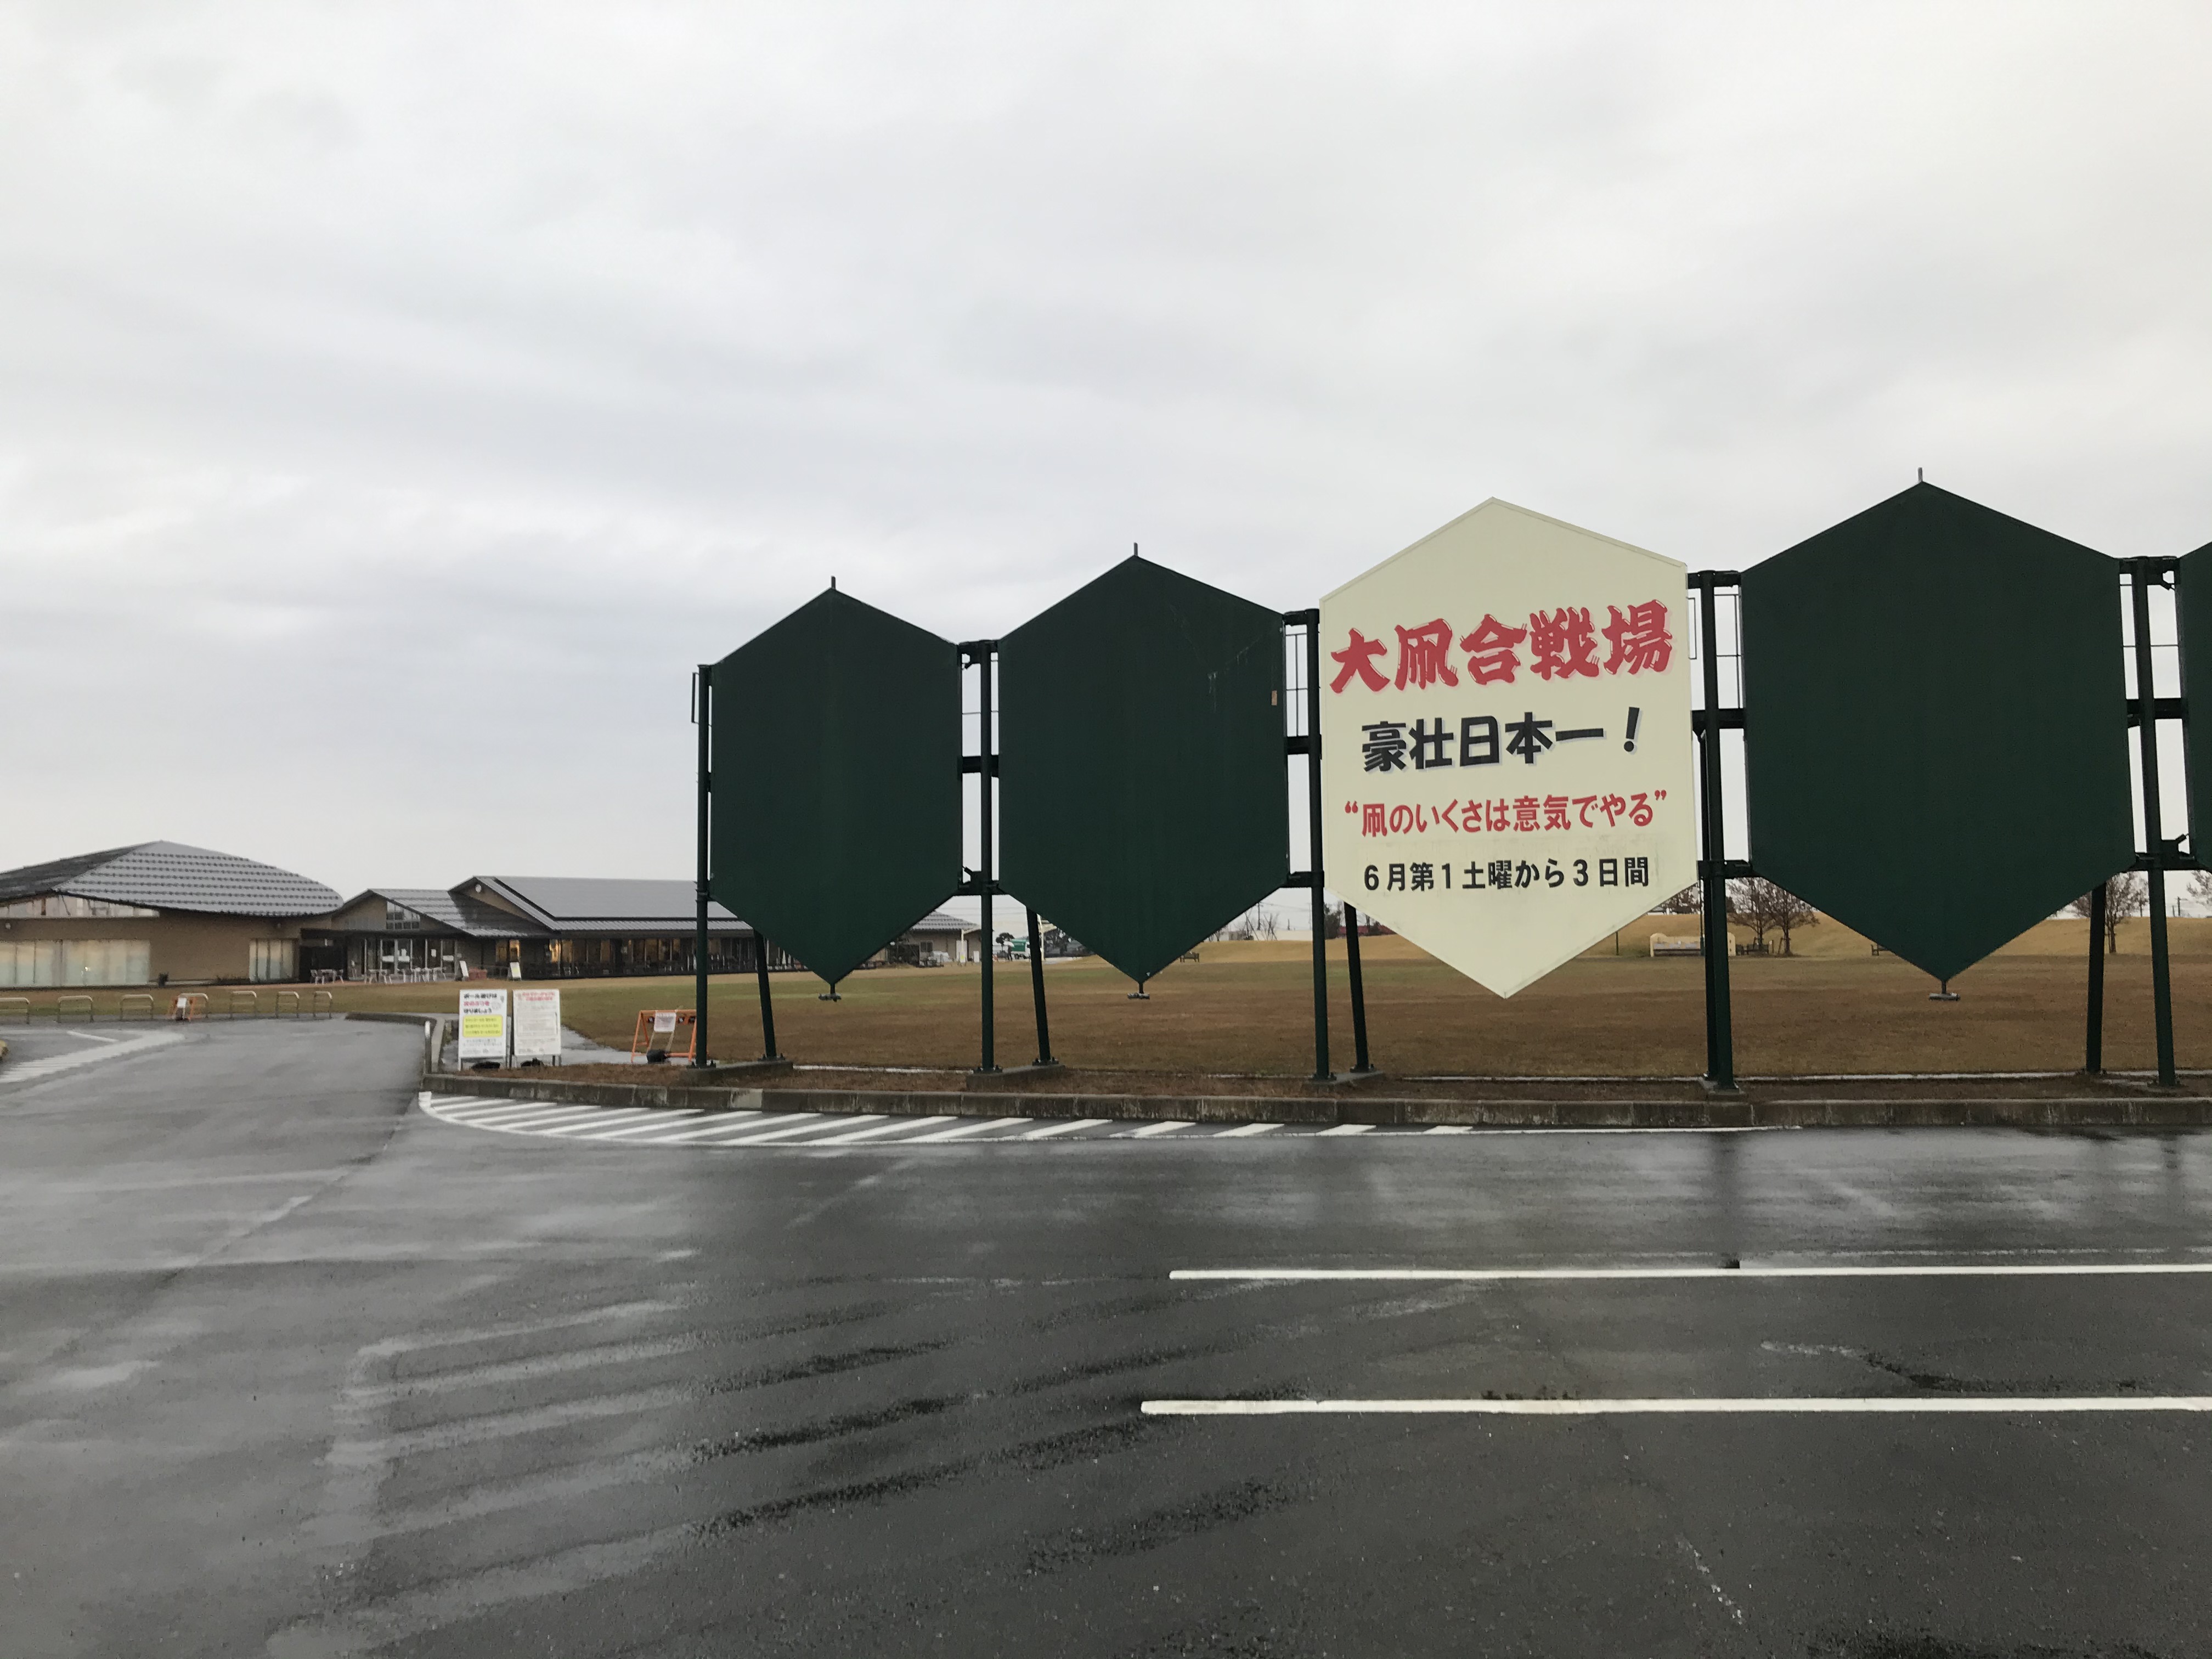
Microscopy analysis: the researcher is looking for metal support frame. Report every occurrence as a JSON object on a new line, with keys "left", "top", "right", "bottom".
{"left": 693, "top": 664, "right": 713, "bottom": 1067}
{"left": 1692, "top": 572, "right": 1737, "bottom": 1090}
{"left": 2128, "top": 560, "right": 2179, "bottom": 1086}
{"left": 1285, "top": 609, "right": 1376, "bottom": 1079}
{"left": 1288, "top": 610, "right": 1332, "bottom": 1080}
{"left": 1026, "top": 906, "right": 1054, "bottom": 1066}
{"left": 963, "top": 640, "right": 1002, "bottom": 1073}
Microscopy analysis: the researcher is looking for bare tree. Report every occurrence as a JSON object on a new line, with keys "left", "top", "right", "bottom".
{"left": 1213, "top": 905, "right": 1281, "bottom": 942}
{"left": 2069, "top": 872, "right": 2146, "bottom": 953}
{"left": 1728, "top": 877, "right": 1818, "bottom": 956}
{"left": 1653, "top": 883, "right": 1705, "bottom": 915}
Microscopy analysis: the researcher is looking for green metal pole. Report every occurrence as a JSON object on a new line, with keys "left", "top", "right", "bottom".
{"left": 1026, "top": 905, "right": 1053, "bottom": 1066}
{"left": 693, "top": 664, "right": 712, "bottom": 1067}
{"left": 754, "top": 935, "right": 781, "bottom": 1060}
{"left": 2085, "top": 879, "right": 2106, "bottom": 1075}
{"left": 1344, "top": 903, "right": 1373, "bottom": 1074}
{"left": 2130, "top": 562, "right": 2177, "bottom": 1086}
{"left": 1697, "top": 577, "right": 1736, "bottom": 1090}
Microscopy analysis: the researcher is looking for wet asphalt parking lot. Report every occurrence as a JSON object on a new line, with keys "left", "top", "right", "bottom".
{"left": 5, "top": 1019, "right": 2212, "bottom": 1657}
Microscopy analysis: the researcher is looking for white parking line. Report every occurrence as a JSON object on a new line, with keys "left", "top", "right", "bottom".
{"left": 1019, "top": 1118, "right": 1105, "bottom": 1140}
{"left": 1423, "top": 1125, "right": 1472, "bottom": 1135}
{"left": 898, "top": 1117, "right": 1025, "bottom": 1144}
{"left": 1170, "top": 1262, "right": 2212, "bottom": 1282}
{"left": 1316, "top": 1123, "right": 1374, "bottom": 1136}
{"left": 805, "top": 1116, "right": 959, "bottom": 1146}
{"left": 1142, "top": 1395, "right": 2212, "bottom": 1416}
{"left": 1126, "top": 1120, "right": 1189, "bottom": 1138}
{"left": 0, "top": 1029, "right": 184, "bottom": 1084}
{"left": 1213, "top": 1122, "right": 1282, "bottom": 1137}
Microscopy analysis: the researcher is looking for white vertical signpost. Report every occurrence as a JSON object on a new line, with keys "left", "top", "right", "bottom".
{"left": 458, "top": 987, "right": 509, "bottom": 1065}
{"left": 511, "top": 988, "right": 562, "bottom": 1065}
{"left": 1319, "top": 500, "right": 1696, "bottom": 996}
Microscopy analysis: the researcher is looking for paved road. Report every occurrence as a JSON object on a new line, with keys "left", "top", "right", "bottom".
{"left": 5, "top": 1022, "right": 2212, "bottom": 1657}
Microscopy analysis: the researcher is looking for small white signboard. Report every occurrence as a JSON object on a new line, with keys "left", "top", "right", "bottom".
{"left": 1319, "top": 499, "right": 1696, "bottom": 997}
{"left": 458, "top": 988, "right": 509, "bottom": 1064}
{"left": 512, "top": 988, "right": 562, "bottom": 1064}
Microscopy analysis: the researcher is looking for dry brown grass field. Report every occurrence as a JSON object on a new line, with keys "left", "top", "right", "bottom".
{"left": 11, "top": 919, "right": 2205, "bottom": 1079}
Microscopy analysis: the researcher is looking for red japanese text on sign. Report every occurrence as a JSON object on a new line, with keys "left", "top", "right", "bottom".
{"left": 1331, "top": 601, "right": 1672, "bottom": 692}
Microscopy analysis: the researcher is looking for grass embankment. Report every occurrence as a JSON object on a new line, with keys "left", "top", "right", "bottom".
{"left": 10, "top": 921, "right": 2203, "bottom": 1077}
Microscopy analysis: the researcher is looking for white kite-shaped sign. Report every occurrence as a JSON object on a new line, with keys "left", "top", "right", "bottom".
{"left": 1319, "top": 499, "right": 1696, "bottom": 997}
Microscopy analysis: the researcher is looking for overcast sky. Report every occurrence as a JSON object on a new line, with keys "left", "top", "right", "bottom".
{"left": 4, "top": 2, "right": 2209, "bottom": 901}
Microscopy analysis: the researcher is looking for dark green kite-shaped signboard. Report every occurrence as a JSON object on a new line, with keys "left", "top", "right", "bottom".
{"left": 710, "top": 590, "right": 961, "bottom": 986}
{"left": 2180, "top": 539, "right": 2212, "bottom": 860}
{"left": 1000, "top": 557, "right": 1287, "bottom": 985}
{"left": 1741, "top": 483, "right": 2134, "bottom": 983}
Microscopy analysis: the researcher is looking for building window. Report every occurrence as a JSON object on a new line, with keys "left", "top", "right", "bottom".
{"left": 1, "top": 939, "right": 151, "bottom": 986}
{"left": 0, "top": 894, "right": 160, "bottom": 919}
{"left": 0, "top": 941, "right": 59, "bottom": 986}
{"left": 249, "top": 940, "right": 298, "bottom": 983}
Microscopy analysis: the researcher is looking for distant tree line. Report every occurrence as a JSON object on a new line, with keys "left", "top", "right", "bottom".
{"left": 1652, "top": 878, "right": 1818, "bottom": 955}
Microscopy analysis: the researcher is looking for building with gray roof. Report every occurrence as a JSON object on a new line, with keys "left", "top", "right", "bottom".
{"left": 0, "top": 842, "right": 342, "bottom": 988}
{"left": 0, "top": 840, "right": 982, "bottom": 987}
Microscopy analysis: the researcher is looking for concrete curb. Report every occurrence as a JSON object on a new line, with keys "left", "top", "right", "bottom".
{"left": 416, "top": 1069, "right": 2212, "bottom": 1130}
{"left": 348, "top": 1011, "right": 454, "bottom": 1031}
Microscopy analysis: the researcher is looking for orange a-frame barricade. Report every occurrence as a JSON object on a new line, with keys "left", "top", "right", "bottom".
{"left": 629, "top": 1009, "right": 697, "bottom": 1062}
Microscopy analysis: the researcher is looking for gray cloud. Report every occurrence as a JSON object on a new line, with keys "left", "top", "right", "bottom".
{"left": 3, "top": 1, "right": 2208, "bottom": 895}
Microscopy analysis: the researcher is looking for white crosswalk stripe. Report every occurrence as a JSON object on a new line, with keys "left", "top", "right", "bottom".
{"left": 896, "top": 1117, "right": 1025, "bottom": 1144}
{"left": 808, "top": 1116, "right": 958, "bottom": 1145}
{"left": 579, "top": 1111, "right": 710, "bottom": 1140}
{"left": 534, "top": 1109, "right": 662, "bottom": 1137}
{"left": 648, "top": 1112, "right": 798, "bottom": 1144}
{"left": 441, "top": 1099, "right": 605, "bottom": 1126}
{"left": 416, "top": 1093, "right": 1486, "bottom": 1150}
{"left": 456, "top": 1105, "right": 613, "bottom": 1132}
{"left": 715, "top": 1115, "right": 891, "bottom": 1146}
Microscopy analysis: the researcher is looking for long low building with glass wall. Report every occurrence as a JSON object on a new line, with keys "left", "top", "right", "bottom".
{"left": 301, "top": 875, "right": 793, "bottom": 981}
